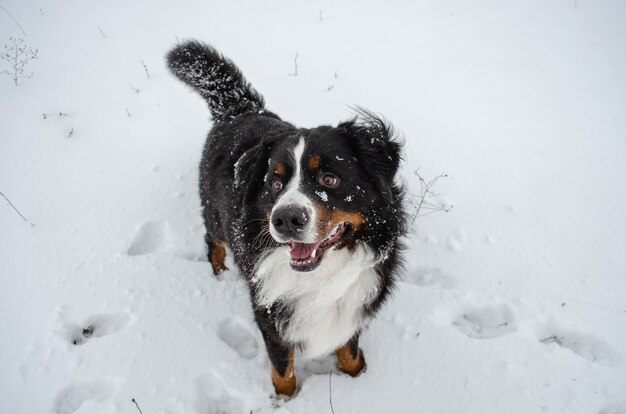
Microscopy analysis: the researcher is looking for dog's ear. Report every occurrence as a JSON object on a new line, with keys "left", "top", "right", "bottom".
{"left": 234, "top": 140, "right": 273, "bottom": 206}
{"left": 338, "top": 109, "right": 402, "bottom": 202}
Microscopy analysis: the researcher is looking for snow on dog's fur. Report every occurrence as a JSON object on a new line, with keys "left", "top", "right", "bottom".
{"left": 167, "top": 40, "right": 406, "bottom": 397}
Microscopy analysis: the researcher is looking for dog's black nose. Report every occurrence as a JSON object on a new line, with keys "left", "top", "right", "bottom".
{"left": 272, "top": 205, "right": 309, "bottom": 238}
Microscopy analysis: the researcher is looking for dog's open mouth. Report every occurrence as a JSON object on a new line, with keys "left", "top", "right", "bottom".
{"left": 287, "top": 222, "right": 348, "bottom": 272}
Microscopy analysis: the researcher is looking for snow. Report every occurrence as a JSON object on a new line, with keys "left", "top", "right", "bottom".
{"left": 1, "top": 1, "right": 626, "bottom": 413}
{"left": 315, "top": 190, "right": 329, "bottom": 202}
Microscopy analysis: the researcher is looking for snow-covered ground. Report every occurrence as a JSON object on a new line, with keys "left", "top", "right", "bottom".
{"left": 2, "top": 1, "right": 625, "bottom": 413}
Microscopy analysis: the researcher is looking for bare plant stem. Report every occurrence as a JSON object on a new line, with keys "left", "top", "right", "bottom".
{"left": 1, "top": 37, "right": 38, "bottom": 85}
{"left": 288, "top": 53, "right": 299, "bottom": 76}
{"left": 131, "top": 398, "right": 143, "bottom": 414}
{"left": 0, "top": 191, "right": 33, "bottom": 226}
{"left": 140, "top": 60, "right": 150, "bottom": 78}
{"left": 0, "top": 4, "right": 27, "bottom": 36}
{"left": 409, "top": 169, "right": 453, "bottom": 225}
{"left": 97, "top": 25, "right": 106, "bottom": 39}
{"left": 43, "top": 112, "right": 69, "bottom": 119}
{"left": 329, "top": 370, "right": 336, "bottom": 414}
{"left": 125, "top": 107, "right": 131, "bottom": 117}
{"left": 68, "top": 127, "right": 74, "bottom": 138}
{"left": 129, "top": 83, "right": 140, "bottom": 93}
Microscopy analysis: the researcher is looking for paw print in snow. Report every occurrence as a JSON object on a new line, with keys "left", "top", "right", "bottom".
{"left": 453, "top": 304, "right": 516, "bottom": 339}
{"left": 216, "top": 317, "right": 259, "bottom": 359}
{"left": 69, "top": 313, "right": 130, "bottom": 346}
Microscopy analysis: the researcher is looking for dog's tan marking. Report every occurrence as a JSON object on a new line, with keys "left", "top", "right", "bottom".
{"left": 210, "top": 242, "right": 228, "bottom": 275}
{"left": 275, "top": 162, "right": 286, "bottom": 177}
{"left": 271, "top": 350, "right": 296, "bottom": 397}
{"left": 336, "top": 344, "right": 366, "bottom": 377}
{"left": 331, "top": 210, "right": 365, "bottom": 230}
{"left": 314, "top": 204, "right": 366, "bottom": 239}
{"left": 307, "top": 155, "right": 321, "bottom": 170}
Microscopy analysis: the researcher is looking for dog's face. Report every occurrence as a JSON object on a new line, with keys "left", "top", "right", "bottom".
{"left": 251, "top": 114, "right": 401, "bottom": 272}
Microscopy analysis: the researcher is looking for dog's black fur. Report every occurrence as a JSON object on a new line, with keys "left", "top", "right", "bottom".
{"left": 167, "top": 40, "right": 406, "bottom": 395}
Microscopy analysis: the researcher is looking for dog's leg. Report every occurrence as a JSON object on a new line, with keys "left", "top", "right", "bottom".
{"left": 262, "top": 334, "right": 296, "bottom": 397}
{"left": 207, "top": 239, "right": 228, "bottom": 275}
{"left": 336, "top": 334, "right": 366, "bottom": 377}
{"left": 270, "top": 348, "right": 296, "bottom": 397}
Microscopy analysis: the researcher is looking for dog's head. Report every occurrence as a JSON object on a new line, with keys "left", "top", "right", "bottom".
{"left": 237, "top": 111, "right": 403, "bottom": 272}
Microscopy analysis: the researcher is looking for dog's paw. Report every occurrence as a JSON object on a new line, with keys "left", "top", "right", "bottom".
{"left": 271, "top": 391, "right": 297, "bottom": 404}
{"left": 336, "top": 347, "right": 367, "bottom": 377}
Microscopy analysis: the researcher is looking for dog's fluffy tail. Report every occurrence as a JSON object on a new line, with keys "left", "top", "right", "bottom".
{"left": 167, "top": 41, "right": 265, "bottom": 121}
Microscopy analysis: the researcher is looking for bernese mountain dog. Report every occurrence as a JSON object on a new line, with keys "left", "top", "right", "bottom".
{"left": 167, "top": 41, "right": 406, "bottom": 397}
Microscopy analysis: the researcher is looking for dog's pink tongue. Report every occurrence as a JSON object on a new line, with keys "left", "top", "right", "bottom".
{"left": 290, "top": 242, "right": 320, "bottom": 260}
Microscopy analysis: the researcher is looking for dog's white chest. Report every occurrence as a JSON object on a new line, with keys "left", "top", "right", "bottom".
{"left": 254, "top": 244, "right": 380, "bottom": 358}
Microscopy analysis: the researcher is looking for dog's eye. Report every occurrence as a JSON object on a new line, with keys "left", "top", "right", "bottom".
{"left": 319, "top": 173, "right": 340, "bottom": 188}
{"left": 271, "top": 178, "right": 283, "bottom": 192}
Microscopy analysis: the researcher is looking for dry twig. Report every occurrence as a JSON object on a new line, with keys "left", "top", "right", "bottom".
{"left": 1, "top": 37, "right": 38, "bottom": 85}
{"left": 131, "top": 398, "right": 143, "bottom": 414}
{"left": 288, "top": 53, "right": 299, "bottom": 76}
{"left": 0, "top": 4, "right": 27, "bottom": 36}
{"left": 408, "top": 169, "right": 453, "bottom": 226}
{"left": 42, "top": 112, "right": 69, "bottom": 119}
{"left": 0, "top": 191, "right": 33, "bottom": 226}
{"left": 329, "top": 370, "right": 336, "bottom": 414}
{"left": 97, "top": 25, "right": 106, "bottom": 39}
{"left": 140, "top": 60, "right": 150, "bottom": 78}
